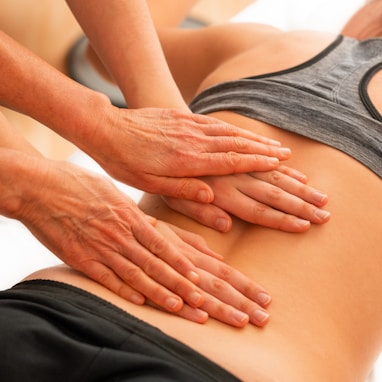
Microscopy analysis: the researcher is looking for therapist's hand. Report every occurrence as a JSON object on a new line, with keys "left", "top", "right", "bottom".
{"left": 162, "top": 165, "right": 331, "bottom": 232}
{"left": 5, "top": 152, "right": 229, "bottom": 314}
{"left": 89, "top": 107, "right": 291, "bottom": 204}
{"left": 148, "top": 221, "right": 271, "bottom": 328}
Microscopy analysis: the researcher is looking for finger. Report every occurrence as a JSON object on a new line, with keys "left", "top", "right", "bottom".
{"left": 276, "top": 165, "right": 308, "bottom": 183}
{"left": 105, "top": 245, "right": 208, "bottom": 311}
{"left": 167, "top": 223, "right": 225, "bottom": 260}
{"left": 147, "top": 300, "right": 209, "bottom": 324}
{"left": 88, "top": 214, "right": 206, "bottom": 311}
{"left": 208, "top": 172, "right": 330, "bottom": 227}
{"left": 190, "top": 114, "right": 281, "bottom": 146}
{"left": 194, "top": 266, "right": 271, "bottom": 327}
{"left": 76, "top": 258, "right": 146, "bottom": 305}
{"left": 162, "top": 195, "right": 233, "bottom": 233}
{"left": 116, "top": 241, "right": 207, "bottom": 310}
{"left": 215, "top": 190, "right": 313, "bottom": 231}
{"left": 198, "top": 292, "right": 269, "bottom": 328}
{"left": 143, "top": 154, "right": 281, "bottom": 189}
{"left": 131, "top": 216, "right": 202, "bottom": 283}
{"left": 143, "top": 175, "right": 215, "bottom": 203}
{"left": 249, "top": 171, "right": 329, "bottom": 208}
{"left": 182, "top": 254, "right": 272, "bottom": 326}
{"left": 192, "top": 152, "right": 281, "bottom": 174}
{"left": 188, "top": 260, "right": 272, "bottom": 309}
{"left": 206, "top": 181, "right": 311, "bottom": 232}
{"left": 200, "top": 135, "right": 291, "bottom": 160}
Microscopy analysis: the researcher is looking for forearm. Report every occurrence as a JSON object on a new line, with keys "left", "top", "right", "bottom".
{"left": 66, "top": 0, "right": 187, "bottom": 109}
{"left": 0, "top": 30, "right": 112, "bottom": 153}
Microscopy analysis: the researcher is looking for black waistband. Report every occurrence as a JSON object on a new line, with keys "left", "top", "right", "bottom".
{"left": 0, "top": 280, "right": 241, "bottom": 382}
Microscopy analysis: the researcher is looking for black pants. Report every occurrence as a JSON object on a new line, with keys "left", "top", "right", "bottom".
{"left": 0, "top": 280, "right": 240, "bottom": 382}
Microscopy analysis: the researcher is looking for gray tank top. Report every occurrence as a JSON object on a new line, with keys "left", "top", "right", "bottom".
{"left": 190, "top": 36, "right": 382, "bottom": 178}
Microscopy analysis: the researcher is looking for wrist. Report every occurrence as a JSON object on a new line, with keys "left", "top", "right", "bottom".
{"left": 46, "top": 84, "right": 115, "bottom": 155}
{"left": 0, "top": 149, "right": 43, "bottom": 220}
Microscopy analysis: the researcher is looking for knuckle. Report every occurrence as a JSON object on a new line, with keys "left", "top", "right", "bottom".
{"left": 251, "top": 203, "right": 267, "bottom": 219}
{"left": 173, "top": 179, "right": 194, "bottom": 199}
{"left": 147, "top": 235, "right": 166, "bottom": 255}
{"left": 141, "top": 255, "right": 160, "bottom": 276}
{"left": 210, "top": 277, "right": 228, "bottom": 294}
{"left": 223, "top": 151, "right": 241, "bottom": 169}
{"left": 277, "top": 214, "right": 295, "bottom": 230}
{"left": 96, "top": 269, "right": 113, "bottom": 286}
{"left": 121, "top": 265, "right": 143, "bottom": 285}
{"left": 232, "top": 136, "right": 249, "bottom": 150}
{"left": 216, "top": 263, "right": 233, "bottom": 281}
{"left": 265, "top": 185, "right": 283, "bottom": 201}
{"left": 268, "top": 170, "right": 281, "bottom": 185}
{"left": 171, "top": 254, "right": 189, "bottom": 274}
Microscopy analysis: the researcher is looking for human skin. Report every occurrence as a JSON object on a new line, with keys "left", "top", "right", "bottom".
{"left": 26, "top": 23, "right": 382, "bottom": 381}
{"left": 0, "top": 2, "right": 293, "bottom": 323}
{"left": 75, "top": 0, "right": 331, "bottom": 232}
{"left": 342, "top": 0, "right": 382, "bottom": 39}
{"left": 0, "top": 0, "right": 331, "bottom": 324}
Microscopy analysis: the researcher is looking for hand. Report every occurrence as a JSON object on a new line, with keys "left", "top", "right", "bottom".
{"left": 90, "top": 107, "right": 292, "bottom": 203}
{"left": 162, "top": 165, "right": 330, "bottom": 232}
{"left": 11, "top": 154, "right": 233, "bottom": 314}
{"left": 147, "top": 221, "right": 271, "bottom": 328}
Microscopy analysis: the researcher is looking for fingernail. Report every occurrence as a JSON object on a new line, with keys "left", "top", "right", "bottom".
{"left": 296, "top": 219, "right": 310, "bottom": 228}
{"left": 166, "top": 296, "right": 182, "bottom": 311}
{"left": 268, "top": 157, "right": 279, "bottom": 166}
{"left": 233, "top": 310, "right": 249, "bottom": 325}
{"left": 257, "top": 292, "right": 271, "bottom": 306}
{"left": 280, "top": 148, "right": 291, "bottom": 157}
{"left": 130, "top": 293, "right": 145, "bottom": 305}
{"left": 313, "top": 191, "right": 328, "bottom": 204}
{"left": 314, "top": 209, "right": 331, "bottom": 221}
{"left": 197, "top": 190, "right": 212, "bottom": 203}
{"left": 187, "top": 270, "right": 199, "bottom": 284}
{"left": 269, "top": 139, "right": 281, "bottom": 146}
{"left": 194, "top": 309, "right": 209, "bottom": 323}
{"left": 215, "top": 217, "right": 230, "bottom": 232}
{"left": 253, "top": 309, "right": 270, "bottom": 324}
{"left": 295, "top": 172, "right": 308, "bottom": 183}
{"left": 188, "top": 291, "right": 204, "bottom": 307}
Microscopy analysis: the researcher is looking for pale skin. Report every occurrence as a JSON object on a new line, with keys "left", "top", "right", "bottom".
{"left": 24, "top": 4, "right": 382, "bottom": 380}
{"left": 0, "top": 0, "right": 331, "bottom": 324}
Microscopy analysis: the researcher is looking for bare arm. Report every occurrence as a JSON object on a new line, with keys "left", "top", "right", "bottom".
{"left": 65, "top": 0, "right": 188, "bottom": 109}
{"left": 0, "top": 30, "right": 112, "bottom": 151}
